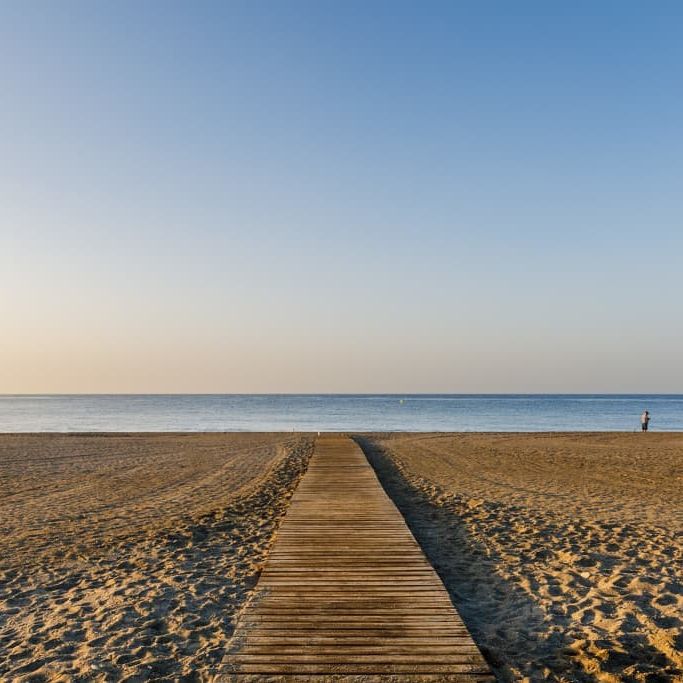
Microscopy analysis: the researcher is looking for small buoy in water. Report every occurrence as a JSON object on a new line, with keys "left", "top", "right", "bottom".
{"left": 400, "top": 399, "right": 404, "bottom": 404}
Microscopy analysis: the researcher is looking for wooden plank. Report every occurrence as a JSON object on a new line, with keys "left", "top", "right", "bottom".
{"left": 241, "top": 637, "right": 477, "bottom": 644}
{"left": 229, "top": 631, "right": 474, "bottom": 640}
{"left": 230, "top": 656, "right": 486, "bottom": 664}
{"left": 225, "top": 663, "right": 491, "bottom": 675}
{"left": 216, "top": 435, "right": 492, "bottom": 681}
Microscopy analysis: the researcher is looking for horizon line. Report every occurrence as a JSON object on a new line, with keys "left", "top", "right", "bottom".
{"left": 2, "top": 392, "right": 681, "bottom": 397}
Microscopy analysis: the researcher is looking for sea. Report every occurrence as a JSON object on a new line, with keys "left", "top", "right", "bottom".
{"left": 0, "top": 394, "right": 682, "bottom": 432}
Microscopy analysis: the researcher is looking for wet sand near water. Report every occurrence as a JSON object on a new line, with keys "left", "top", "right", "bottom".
{"left": 356, "top": 433, "right": 683, "bottom": 683}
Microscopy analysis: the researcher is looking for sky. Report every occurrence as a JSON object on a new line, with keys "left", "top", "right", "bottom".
{"left": 2, "top": 1, "right": 682, "bottom": 393}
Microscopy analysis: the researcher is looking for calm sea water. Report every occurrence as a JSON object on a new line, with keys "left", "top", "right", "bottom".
{"left": 0, "top": 394, "right": 682, "bottom": 432}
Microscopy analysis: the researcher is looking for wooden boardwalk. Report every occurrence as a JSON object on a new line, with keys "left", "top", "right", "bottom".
{"left": 218, "top": 435, "right": 493, "bottom": 681}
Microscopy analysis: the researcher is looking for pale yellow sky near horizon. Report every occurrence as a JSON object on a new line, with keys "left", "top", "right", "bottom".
{"left": 2, "top": 313, "right": 680, "bottom": 393}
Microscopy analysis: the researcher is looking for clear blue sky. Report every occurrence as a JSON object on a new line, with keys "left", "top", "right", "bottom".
{"left": 2, "top": 1, "right": 682, "bottom": 392}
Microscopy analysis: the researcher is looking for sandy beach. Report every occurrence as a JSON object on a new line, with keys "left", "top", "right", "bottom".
{"left": 357, "top": 433, "right": 683, "bottom": 682}
{"left": 2, "top": 432, "right": 681, "bottom": 682}
{"left": 0, "top": 433, "right": 313, "bottom": 682}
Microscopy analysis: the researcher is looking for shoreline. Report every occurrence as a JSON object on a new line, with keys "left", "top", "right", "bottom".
{"left": 4, "top": 428, "right": 679, "bottom": 436}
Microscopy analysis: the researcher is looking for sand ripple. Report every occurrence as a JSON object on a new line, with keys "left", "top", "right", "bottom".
{"left": 0, "top": 433, "right": 313, "bottom": 681}
{"left": 358, "top": 433, "right": 683, "bottom": 682}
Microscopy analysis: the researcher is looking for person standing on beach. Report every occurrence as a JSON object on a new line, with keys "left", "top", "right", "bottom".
{"left": 641, "top": 410, "right": 651, "bottom": 432}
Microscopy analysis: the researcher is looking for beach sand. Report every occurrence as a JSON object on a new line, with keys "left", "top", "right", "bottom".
{"left": 357, "top": 433, "right": 683, "bottom": 682}
{"left": 3, "top": 432, "right": 681, "bottom": 682}
{"left": 0, "top": 433, "right": 313, "bottom": 682}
